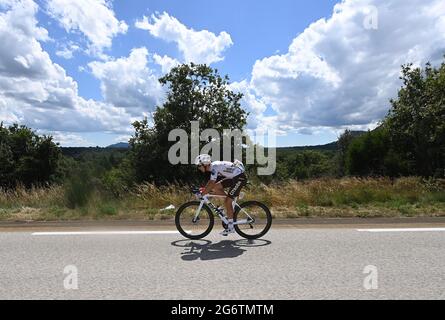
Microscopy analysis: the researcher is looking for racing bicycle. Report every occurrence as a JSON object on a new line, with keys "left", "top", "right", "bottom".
{"left": 175, "top": 187, "right": 272, "bottom": 240}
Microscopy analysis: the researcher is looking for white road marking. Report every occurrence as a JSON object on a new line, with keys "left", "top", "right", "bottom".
{"left": 357, "top": 228, "right": 445, "bottom": 233}
{"left": 32, "top": 231, "right": 182, "bottom": 236}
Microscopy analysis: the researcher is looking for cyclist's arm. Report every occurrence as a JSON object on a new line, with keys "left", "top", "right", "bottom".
{"left": 202, "top": 167, "right": 218, "bottom": 195}
{"left": 202, "top": 180, "right": 216, "bottom": 195}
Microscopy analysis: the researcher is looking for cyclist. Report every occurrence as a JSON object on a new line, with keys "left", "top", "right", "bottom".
{"left": 195, "top": 154, "right": 247, "bottom": 236}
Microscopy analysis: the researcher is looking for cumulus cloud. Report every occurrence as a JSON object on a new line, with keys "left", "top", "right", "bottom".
{"left": 135, "top": 12, "right": 233, "bottom": 64}
{"left": 46, "top": 0, "right": 128, "bottom": 56}
{"left": 55, "top": 42, "right": 81, "bottom": 59}
{"left": 88, "top": 47, "right": 164, "bottom": 115}
{"left": 228, "top": 80, "right": 269, "bottom": 132}
{"left": 113, "top": 134, "right": 131, "bottom": 143}
{"left": 41, "top": 131, "right": 92, "bottom": 147}
{"left": 244, "top": 0, "right": 445, "bottom": 134}
{"left": 153, "top": 53, "right": 180, "bottom": 74}
{"left": 3, "top": 0, "right": 445, "bottom": 146}
{"left": 0, "top": 0, "right": 133, "bottom": 134}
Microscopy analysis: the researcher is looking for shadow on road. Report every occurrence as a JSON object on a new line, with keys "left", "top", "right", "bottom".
{"left": 171, "top": 239, "right": 272, "bottom": 261}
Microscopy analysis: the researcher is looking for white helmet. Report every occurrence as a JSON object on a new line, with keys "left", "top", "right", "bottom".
{"left": 195, "top": 154, "right": 212, "bottom": 166}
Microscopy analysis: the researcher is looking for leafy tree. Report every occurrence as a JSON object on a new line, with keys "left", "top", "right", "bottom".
{"left": 0, "top": 123, "right": 61, "bottom": 188}
{"left": 345, "top": 127, "right": 411, "bottom": 177}
{"left": 346, "top": 129, "right": 390, "bottom": 176}
{"left": 385, "top": 60, "right": 445, "bottom": 177}
{"left": 130, "top": 63, "right": 248, "bottom": 184}
{"left": 0, "top": 142, "right": 14, "bottom": 186}
{"left": 344, "top": 57, "right": 445, "bottom": 178}
{"left": 336, "top": 129, "right": 356, "bottom": 176}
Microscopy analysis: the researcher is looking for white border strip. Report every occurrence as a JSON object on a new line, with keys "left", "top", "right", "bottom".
{"left": 357, "top": 228, "right": 445, "bottom": 233}
{"left": 32, "top": 231, "right": 181, "bottom": 236}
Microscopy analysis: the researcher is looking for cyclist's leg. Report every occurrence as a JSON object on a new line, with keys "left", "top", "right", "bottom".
{"left": 211, "top": 181, "right": 227, "bottom": 196}
{"left": 225, "top": 174, "right": 247, "bottom": 220}
{"left": 224, "top": 197, "right": 234, "bottom": 219}
{"left": 214, "top": 178, "right": 234, "bottom": 218}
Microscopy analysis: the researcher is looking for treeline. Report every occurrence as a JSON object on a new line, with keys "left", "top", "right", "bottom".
{"left": 0, "top": 123, "right": 60, "bottom": 188}
{"left": 1, "top": 59, "right": 444, "bottom": 203}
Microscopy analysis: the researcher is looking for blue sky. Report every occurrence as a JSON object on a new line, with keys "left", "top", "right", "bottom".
{"left": 1, "top": 0, "right": 445, "bottom": 147}
{"left": 40, "top": 0, "right": 336, "bottom": 98}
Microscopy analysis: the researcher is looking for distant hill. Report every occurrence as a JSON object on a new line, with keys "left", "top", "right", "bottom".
{"left": 277, "top": 141, "right": 338, "bottom": 152}
{"left": 61, "top": 146, "right": 128, "bottom": 158}
{"left": 276, "top": 131, "right": 366, "bottom": 153}
{"left": 106, "top": 142, "right": 130, "bottom": 149}
{"left": 61, "top": 131, "right": 366, "bottom": 158}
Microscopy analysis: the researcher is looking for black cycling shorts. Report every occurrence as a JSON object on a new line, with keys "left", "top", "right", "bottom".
{"left": 218, "top": 173, "right": 247, "bottom": 199}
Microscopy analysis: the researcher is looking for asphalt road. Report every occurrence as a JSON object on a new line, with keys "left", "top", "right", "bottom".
{"left": 0, "top": 221, "right": 444, "bottom": 300}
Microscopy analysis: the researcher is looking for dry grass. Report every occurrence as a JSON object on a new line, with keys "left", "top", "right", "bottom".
{"left": 0, "top": 177, "right": 444, "bottom": 221}
{"left": 0, "top": 185, "right": 65, "bottom": 208}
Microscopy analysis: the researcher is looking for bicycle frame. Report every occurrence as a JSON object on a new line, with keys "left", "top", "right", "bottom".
{"left": 193, "top": 194, "right": 255, "bottom": 226}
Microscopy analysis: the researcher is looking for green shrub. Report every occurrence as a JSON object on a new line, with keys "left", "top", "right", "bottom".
{"left": 64, "top": 170, "right": 93, "bottom": 209}
{"left": 98, "top": 204, "right": 118, "bottom": 216}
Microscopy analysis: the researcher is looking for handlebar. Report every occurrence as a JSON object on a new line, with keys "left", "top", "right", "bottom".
{"left": 190, "top": 186, "right": 200, "bottom": 195}
{"left": 190, "top": 186, "right": 205, "bottom": 201}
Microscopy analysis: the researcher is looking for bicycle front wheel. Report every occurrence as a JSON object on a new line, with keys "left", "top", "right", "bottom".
{"left": 175, "top": 201, "right": 214, "bottom": 240}
{"left": 234, "top": 201, "right": 272, "bottom": 240}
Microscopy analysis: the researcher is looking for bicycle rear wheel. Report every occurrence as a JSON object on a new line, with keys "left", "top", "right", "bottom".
{"left": 175, "top": 201, "right": 214, "bottom": 240}
{"left": 234, "top": 201, "right": 272, "bottom": 240}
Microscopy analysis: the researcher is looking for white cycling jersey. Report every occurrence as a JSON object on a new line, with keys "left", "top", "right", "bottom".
{"left": 209, "top": 161, "right": 245, "bottom": 181}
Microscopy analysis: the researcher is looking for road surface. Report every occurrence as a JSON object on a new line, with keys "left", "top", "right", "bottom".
{"left": 0, "top": 219, "right": 444, "bottom": 299}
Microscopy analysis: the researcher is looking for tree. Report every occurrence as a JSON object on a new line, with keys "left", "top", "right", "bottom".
{"left": 130, "top": 63, "right": 248, "bottom": 184}
{"left": 0, "top": 142, "right": 14, "bottom": 186}
{"left": 346, "top": 129, "right": 389, "bottom": 176}
{"left": 0, "top": 123, "right": 61, "bottom": 188}
{"left": 385, "top": 59, "right": 445, "bottom": 177}
{"left": 343, "top": 58, "right": 445, "bottom": 178}
{"left": 336, "top": 129, "right": 356, "bottom": 176}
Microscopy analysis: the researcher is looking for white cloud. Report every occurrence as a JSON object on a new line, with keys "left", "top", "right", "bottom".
{"left": 229, "top": 80, "right": 269, "bottom": 131}
{"left": 42, "top": 131, "right": 93, "bottom": 147}
{"left": 0, "top": 96, "right": 19, "bottom": 123}
{"left": 153, "top": 53, "right": 180, "bottom": 74}
{"left": 88, "top": 47, "right": 164, "bottom": 115}
{"left": 0, "top": 0, "right": 49, "bottom": 41}
{"left": 229, "top": 80, "right": 267, "bottom": 116}
{"left": 46, "top": 0, "right": 128, "bottom": 56}
{"left": 245, "top": 0, "right": 445, "bottom": 134}
{"left": 3, "top": 0, "right": 445, "bottom": 146}
{"left": 135, "top": 12, "right": 233, "bottom": 65}
{"left": 114, "top": 134, "right": 131, "bottom": 143}
{"left": 0, "top": 0, "right": 133, "bottom": 134}
{"left": 55, "top": 42, "right": 80, "bottom": 59}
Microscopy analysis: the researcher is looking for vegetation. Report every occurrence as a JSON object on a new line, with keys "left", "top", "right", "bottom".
{"left": 345, "top": 61, "right": 445, "bottom": 177}
{"left": 1, "top": 59, "right": 445, "bottom": 220}
{"left": 130, "top": 63, "right": 247, "bottom": 184}
{"left": 0, "top": 123, "right": 60, "bottom": 188}
{"left": 0, "top": 177, "right": 443, "bottom": 221}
